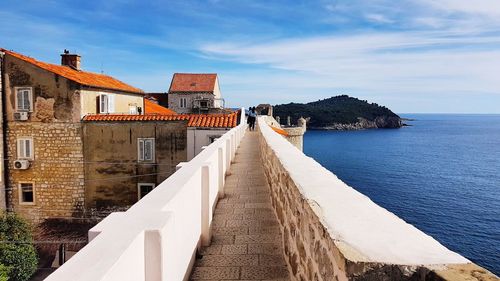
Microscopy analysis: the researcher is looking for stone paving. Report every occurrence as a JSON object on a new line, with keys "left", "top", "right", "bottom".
{"left": 190, "top": 130, "right": 291, "bottom": 281}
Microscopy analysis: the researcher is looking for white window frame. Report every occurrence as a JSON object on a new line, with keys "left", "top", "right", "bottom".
{"left": 19, "top": 182, "right": 35, "bottom": 205}
{"left": 17, "top": 137, "right": 34, "bottom": 160}
{"left": 138, "top": 138, "right": 155, "bottom": 162}
{"left": 14, "top": 87, "right": 33, "bottom": 112}
{"left": 180, "top": 97, "right": 187, "bottom": 108}
{"left": 137, "top": 183, "right": 155, "bottom": 200}
{"left": 129, "top": 104, "right": 138, "bottom": 114}
{"left": 99, "top": 94, "right": 115, "bottom": 113}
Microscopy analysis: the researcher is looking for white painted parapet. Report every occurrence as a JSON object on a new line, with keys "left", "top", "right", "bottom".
{"left": 46, "top": 109, "right": 247, "bottom": 281}
{"left": 257, "top": 116, "right": 497, "bottom": 281}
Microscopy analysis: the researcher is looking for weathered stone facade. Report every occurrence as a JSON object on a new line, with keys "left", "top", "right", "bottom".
{"left": 7, "top": 123, "right": 84, "bottom": 223}
{"left": 1, "top": 51, "right": 146, "bottom": 223}
{"left": 0, "top": 52, "right": 5, "bottom": 210}
{"left": 168, "top": 92, "right": 217, "bottom": 114}
{"left": 3, "top": 53, "right": 85, "bottom": 223}
{"left": 82, "top": 120, "right": 188, "bottom": 210}
{"left": 167, "top": 73, "right": 223, "bottom": 114}
{"left": 258, "top": 125, "right": 497, "bottom": 281}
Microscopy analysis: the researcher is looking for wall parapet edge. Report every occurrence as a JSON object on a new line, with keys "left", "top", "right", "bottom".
{"left": 257, "top": 116, "right": 497, "bottom": 281}
{"left": 45, "top": 109, "right": 247, "bottom": 281}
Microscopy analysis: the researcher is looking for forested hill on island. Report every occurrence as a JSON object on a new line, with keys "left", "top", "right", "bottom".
{"left": 273, "top": 95, "right": 403, "bottom": 130}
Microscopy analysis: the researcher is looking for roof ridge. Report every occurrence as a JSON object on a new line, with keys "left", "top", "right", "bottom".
{"left": 2, "top": 48, "right": 144, "bottom": 94}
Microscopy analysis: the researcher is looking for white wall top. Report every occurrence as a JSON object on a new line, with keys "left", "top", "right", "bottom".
{"left": 258, "top": 116, "right": 468, "bottom": 265}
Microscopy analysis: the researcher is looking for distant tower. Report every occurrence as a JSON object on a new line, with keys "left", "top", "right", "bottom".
{"left": 276, "top": 116, "right": 281, "bottom": 124}
{"left": 298, "top": 117, "right": 306, "bottom": 129}
{"left": 281, "top": 117, "right": 307, "bottom": 151}
{"left": 287, "top": 116, "right": 291, "bottom": 126}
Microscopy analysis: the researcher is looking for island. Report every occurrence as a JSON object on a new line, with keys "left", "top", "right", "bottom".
{"left": 273, "top": 95, "right": 403, "bottom": 130}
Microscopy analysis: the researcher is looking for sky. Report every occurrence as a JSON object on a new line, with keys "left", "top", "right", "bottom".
{"left": 1, "top": 0, "right": 500, "bottom": 113}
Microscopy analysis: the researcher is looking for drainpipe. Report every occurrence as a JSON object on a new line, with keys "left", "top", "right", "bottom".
{"left": 0, "top": 51, "right": 7, "bottom": 210}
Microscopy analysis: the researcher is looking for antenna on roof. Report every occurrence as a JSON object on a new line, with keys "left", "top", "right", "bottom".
{"left": 100, "top": 62, "right": 104, "bottom": 74}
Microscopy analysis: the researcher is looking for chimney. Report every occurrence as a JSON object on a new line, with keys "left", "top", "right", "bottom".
{"left": 61, "top": 49, "right": 81, "bottom": 70}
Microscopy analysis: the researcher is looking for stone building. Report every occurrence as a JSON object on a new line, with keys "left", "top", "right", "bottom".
{"left": 82, "top": 111, "right": 240, "bottom": 211}
{"left": 0, "top": 51, "right": 5, "bottom": 210}
{"left": 167, "top": 73, "right": 224, "bottom": 114}
{"left": 82, "top": 116, "right": 188, "bottom": 211}
{"left": 0, "top": 48, "right": 145, "bottom": 223}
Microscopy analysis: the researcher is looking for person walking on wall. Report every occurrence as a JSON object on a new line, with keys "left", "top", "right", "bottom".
{"left": 247, "top": 107, "right": 254, "bottom": 131}
{"left": 247, "top": 107, "right": 252, "bottom": 128}
{"left": 249, "top": 107, "right": 257, "bottom": 131}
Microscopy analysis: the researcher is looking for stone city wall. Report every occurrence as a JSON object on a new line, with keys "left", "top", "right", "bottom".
{"left": 257, "top": 117, "right": 497, "bottom": 281}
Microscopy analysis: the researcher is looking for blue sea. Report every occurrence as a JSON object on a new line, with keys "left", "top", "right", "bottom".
{"left": 303, "top": 114, "right": 500, "bottom": 275}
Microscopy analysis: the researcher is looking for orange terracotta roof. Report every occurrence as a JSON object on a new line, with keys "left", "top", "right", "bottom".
{"left": 1, "top": 48, "right": 143, "bottom": 94}
{"left": 271, "top": 127, "right": 289, "bottom": 136}
{"left": 187, "top": 111, "right": 239, "bottom": 128}
{"left": 169, "top": 73, "right": 217, "bottom": 93}
{"left": 83, "top": 114, "right": 190, "bottom": 122}
{"left": 144, "top": 99, "right": 177, "bottom": 115}
{"left": 83, "top": 110, "right": 240, "bottom": 128}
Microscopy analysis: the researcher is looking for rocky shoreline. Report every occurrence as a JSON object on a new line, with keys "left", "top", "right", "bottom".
{"left": 310, "top": 116, "right": 404, "bottom": 130}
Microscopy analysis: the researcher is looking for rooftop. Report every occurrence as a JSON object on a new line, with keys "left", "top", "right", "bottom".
{"left": 144, "top": 99, "right": 177, "bottom": 115}
{"left": 82, "top": 110, "right": 239, "bottom": 128}
{"left": 169, "top": 73, "right": 217, "bottom": 93}
{"left": 1, "top": 48, "right": 143, "bottom": 94}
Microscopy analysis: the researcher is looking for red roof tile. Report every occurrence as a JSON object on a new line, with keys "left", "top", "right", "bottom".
{"left": 1, "top": 49, "right": 144, "bottom": 94}
{"left": 83, "top": 114, "right": 190, "bottom": 122}
{"left": 83, "top": 110, "right": 240, "bottom": 128}
{"left": 271, "top": 127, "right": 289, "bottom": 136}
{"left": 169, "top": 73, "right": 217, "bottom": 93}
{"left": 144, "top": 99, "right": 177, "bottom": 115}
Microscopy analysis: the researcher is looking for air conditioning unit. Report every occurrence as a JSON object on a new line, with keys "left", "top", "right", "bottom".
{"left": 13, "top": 159, "right": 30, "bottom": 170}
{"left": 13, "top": 112, "right": 29, "bottom": 121}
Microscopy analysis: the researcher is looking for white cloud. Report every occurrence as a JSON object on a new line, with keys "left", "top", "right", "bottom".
{"left": 199, "top": 30, "right": 500, "bottom": 111}
{"left": 421, "top": 0, "right": 500, "bottom": 18}
{"left": 365, "top": 13, "right": 394, "bottom": 24}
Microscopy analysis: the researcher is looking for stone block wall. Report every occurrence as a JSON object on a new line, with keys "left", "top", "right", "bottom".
{"left": 168, "top": 92, "right": 215, "bottom": 114}
{"left": 258, "top": 128, "right": 497, "bottom": 281}
{"left": 7, "top": 122, "right": 85, "bottom": 223}
{"left": 0, "top": 53, "right": 5, "bottom": 210}
{"left": 82, "top": 120, "right": 188, "bottom": 210}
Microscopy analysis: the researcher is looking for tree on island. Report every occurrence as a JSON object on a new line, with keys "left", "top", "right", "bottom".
{"left": 273, "top": 95, "right": 401, "bottom": 128}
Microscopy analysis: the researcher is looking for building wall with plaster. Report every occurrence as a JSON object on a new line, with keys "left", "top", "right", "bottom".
{"left": 187, "top": 127, "right": 231, "bottom": 160}
{"left": 82, "top": 120, "right": 188, "bottom": 212}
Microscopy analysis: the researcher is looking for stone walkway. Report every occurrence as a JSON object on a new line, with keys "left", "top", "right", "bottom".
{"left": 190, "top": 130, "right": 291, "bottom": 281}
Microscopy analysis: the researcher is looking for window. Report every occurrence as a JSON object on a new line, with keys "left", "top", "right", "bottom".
{"left": 138, "top": 183, "right": 155, "bottom": 200}
{"left": 129, "top": 104, "right": 138, "bottom": 114}
{"left": 180, "top": 98, "right": 187, "bottom": 108}
{"left": 17, "top": 137, "right": 33, "bottom": 160}
{"left": 200, "top": 101, "right": 208, "bottom": 109}
{"left": 138, "top": 138, "right": 155, "bottom": 162}
{"left": 208, "top": 136, "right": 219, "bottom": 143}
{"left": 19, "top": 183, "right": 34, "bottom": 204}
{"left": 15, "top": 87, "right": 33, "bottom": 112}
{"left": 99, "top": 94, "right": 115, "bottom": 113}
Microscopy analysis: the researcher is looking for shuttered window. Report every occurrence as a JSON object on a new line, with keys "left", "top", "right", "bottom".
{"left": 99, "top": 94, "right": 115, "bottom": 113}
{"left": 138, "top": 138, "right": 154, "bottom": 162}
{"left": 180, "top": 98, "right": 187, "bottom": 108}
{"left": 16, "top": 88, "right": 32, "bottom": 111}
{"left": 17, "top": 138, "right": 33, "bottom": 159}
